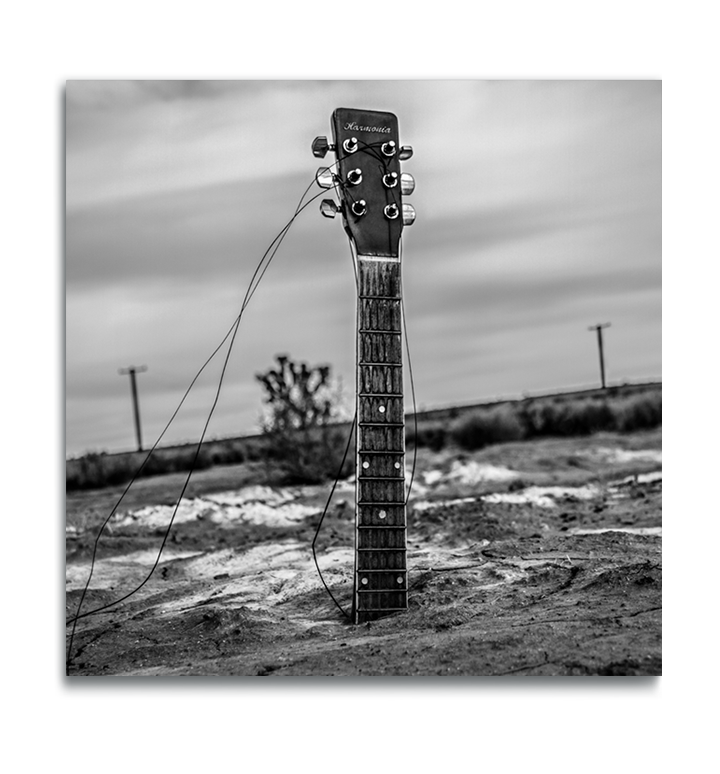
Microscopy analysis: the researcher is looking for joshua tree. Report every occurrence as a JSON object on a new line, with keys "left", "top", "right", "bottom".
{"left": 256, "top": 355, "right": 351, "bottom": 483}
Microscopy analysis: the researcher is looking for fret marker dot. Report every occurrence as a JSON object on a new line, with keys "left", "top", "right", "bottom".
{"left": 394, "top": 462, "right": 401, "bottom": 469}
{"left": 397, "top": 576, "right": 403, "bottom": 585}
{"left": 379, "top": 405, "right": 386, "bottom": 413}
{"left": 362, "top": 461, "right": 370, "bottom": 469}
{"left": 361, "top": 577, "right": 368, "bottom": 586}
{"left": 379, "top": 510, "right": 387, "bottom": 520}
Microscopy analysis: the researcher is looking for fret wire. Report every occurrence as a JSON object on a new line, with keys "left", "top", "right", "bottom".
{"left": 357, "top": 525, "right": 406, "bottom": 529}
{"left": 356, "top": 255, "right": 407, "bottom": 622}
{"left": 357, "top": 548, "right": 407, "bottom": 552}
{"left": 358, "top": 500, "right": 405, "bottom": 507}
{"left": 355, "top": 607, "right": 407, "bottom": 612}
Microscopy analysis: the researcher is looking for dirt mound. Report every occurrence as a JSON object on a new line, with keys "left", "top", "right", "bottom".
{"left": 581, "top": 560, "right": 661, "bottom": 590}
{"left": 66, "top": 430, "right": 662, "bottom": 675}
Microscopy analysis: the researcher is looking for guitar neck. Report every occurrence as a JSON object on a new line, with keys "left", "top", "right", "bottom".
{"left": 354, "top": 254, "right": 407, "bottom": 623}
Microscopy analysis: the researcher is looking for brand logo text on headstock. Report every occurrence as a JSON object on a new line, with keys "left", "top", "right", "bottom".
{"left": 343, "top": 121, "right": 392, "bottom": 134}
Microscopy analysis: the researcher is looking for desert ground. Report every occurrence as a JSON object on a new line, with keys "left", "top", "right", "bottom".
{"left": 66, "top": 427, "right": 661, "bottom": 676}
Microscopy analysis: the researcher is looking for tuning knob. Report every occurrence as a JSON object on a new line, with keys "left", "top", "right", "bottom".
{"left": 312, "top": 136, "right": 334, "bottom": 158}
{"left": 402, "top": 203, "right": 416, "bottom": 226}
{"left": 320, "top": 199, "right": 339, "bottom": 218}
{"left": 315, "top": 167, "right": 335, "bottom": 189}
{"left": 399, "top": 145, "right": 413, "bottom": 161}
{"left": 400, "top": 173, "right": 415, "bottom": 196}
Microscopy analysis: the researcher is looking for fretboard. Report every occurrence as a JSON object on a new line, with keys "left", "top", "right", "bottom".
{"left": 354, "top": 255, "right": 407, "bottom": 623}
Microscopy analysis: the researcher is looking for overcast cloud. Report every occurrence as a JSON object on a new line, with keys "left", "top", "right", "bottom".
{"left": 65, "top": 79, "right": 661, "bottom": 456}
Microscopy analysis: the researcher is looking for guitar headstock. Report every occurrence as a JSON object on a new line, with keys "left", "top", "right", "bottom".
{"left": 313, "top": 108, "right": 415, "bottom": 258}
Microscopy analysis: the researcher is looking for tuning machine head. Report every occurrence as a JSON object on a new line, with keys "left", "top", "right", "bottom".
{"left": 320, "top": 199, "right": 340, "bottom": 219}
{"left": 314, "top": 109, "right": 417, "bottom": 247}
{"left": 312, "top": 136, "right": 335, "bottom": 158}
{"left": 315, "top": 167, "right": 336, "bottom": 189}
{"left": 400, "top": 172, "right": 415, "bottom": 196}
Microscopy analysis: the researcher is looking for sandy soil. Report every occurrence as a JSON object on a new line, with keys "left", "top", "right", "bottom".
{"left": 65, "top": 429, "right": 661, "bottom": 676}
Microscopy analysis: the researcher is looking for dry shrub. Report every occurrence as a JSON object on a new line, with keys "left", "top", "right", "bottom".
{"left": 406, "top": 419, "right": 447, "bottom": 451}
{"left": 558, "top": 399, "right": 616, "bottom": 436}
{"left": 263, "top": 424, "right": 355, "bottom": 485}
{"left": 614, "top": 391, "right": 662, "bottom": 432}
{"left": 521, "top": 398, "right": 616, "bottom": 437}
{"left": 449, "top": 406, "right": 525, "bottom": 450}
{"left": 66, "top": 446, "right": 213, "bottom": 491}
{"left": 66, "top": 453, "right": 131, "bottom": 490}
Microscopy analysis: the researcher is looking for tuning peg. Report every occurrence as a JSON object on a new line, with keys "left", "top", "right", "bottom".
{"left": 399, "top": 145, "right": 413, "bottom": 160}
{"left": 400, "top": 173, "right": 415, "bottom": 196}
{"left": 344, "top": 168, "right": 362, "bottom": 186}
{"left": 402, "top": 203, "right": 416, "bottom": 226}
{"left": 343, "top": 137, "right": 359, "bottom": 154}
{"left": 350, "top": 199, "right": 367, "bottom": 217}
{"left": 312, "top": 136, "right": 334, "bottom": 158}
{"left": 320, "top": 199, "right": 339, "bottom": 218}
{"left": 315, "top": 167, "right": 335, "bottom": 189}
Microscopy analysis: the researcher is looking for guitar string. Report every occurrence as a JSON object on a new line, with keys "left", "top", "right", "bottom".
{"left": 69, "top": 141, "right": 413, "bottom": 663}
{"left": 66, "top": 178, "right": 331, "bottom": 668}
{"left": 400, "top": 237, "right": 419, "bottom": 506}
{"left": 334, "top": 139, "right": 387, "bottom": 209}
{"left": 310, "top": 141, "right": 390, "bottom": 621}
{"left": 310, "top": 409, "right": 356, "bottom": 621}
{"left": 308, "top": 235, "right": 359, "bottom": 622}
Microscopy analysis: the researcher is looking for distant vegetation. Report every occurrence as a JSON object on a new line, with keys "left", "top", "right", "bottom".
{"left": 408, "top": 384, "right": 661, "bottom": 452}
{"left": 66, "top": 382, "right": 661, "bottom": 491}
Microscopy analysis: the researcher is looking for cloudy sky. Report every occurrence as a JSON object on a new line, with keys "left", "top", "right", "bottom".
{"left": 65, "top": 79, "right": 661, "bottom": 456}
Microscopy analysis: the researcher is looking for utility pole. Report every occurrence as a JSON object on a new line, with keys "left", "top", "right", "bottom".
{"left": 118, "top": 365, "right": 147, "bottom": 451}
{"left": 588, "top": 323, "right": 611, "bottom": 389}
